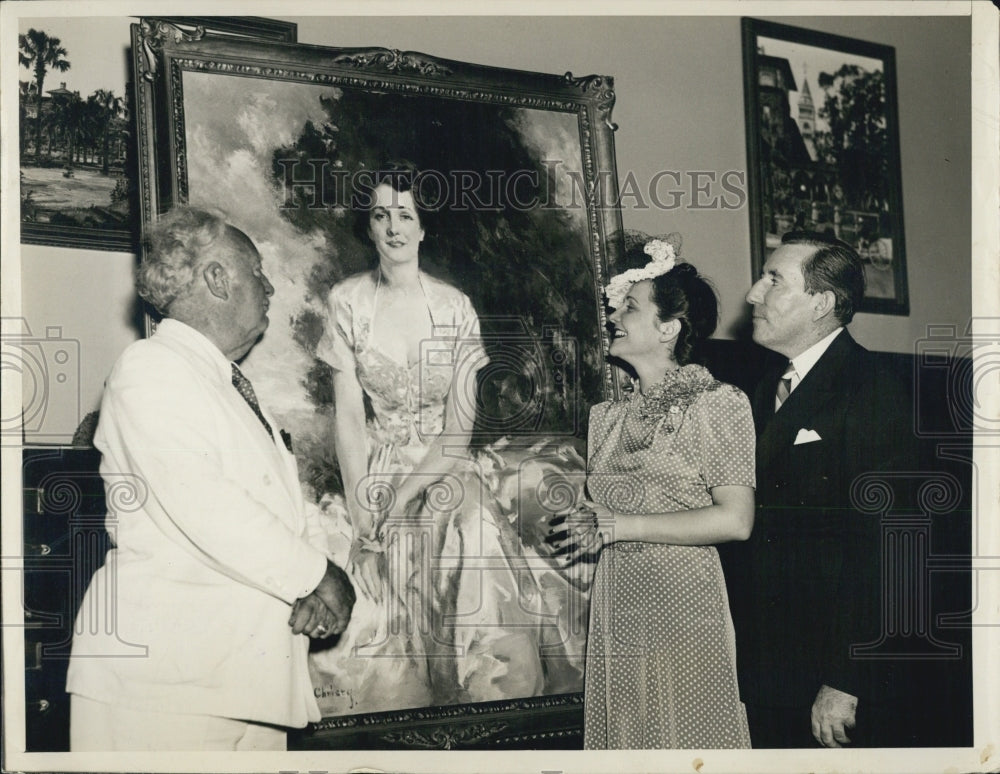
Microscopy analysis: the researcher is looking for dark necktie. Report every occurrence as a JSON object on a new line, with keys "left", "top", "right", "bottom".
{"left": 775, "top": 361, "right": 796, "bottom": 409}
{"left": 231, "top": 363, "right": 273, "bottom": 440}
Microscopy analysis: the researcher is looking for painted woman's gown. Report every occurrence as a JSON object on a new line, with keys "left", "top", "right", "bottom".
{"left": 308, "top": 270, "right": 591, "bottom": 715}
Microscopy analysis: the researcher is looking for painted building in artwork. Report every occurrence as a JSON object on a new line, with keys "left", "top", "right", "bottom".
{"left": 755, "top": 52, "right": 813, "bottom": 168}
{"left": 755, "top": 49, "right": 823, "bottom": 240}
{"left": 797, "top": 68, "right": 817, "bottom": 161}
{"left": 19, "top": 81, "right": 129, "bottom": 169}
{"left": 755, "top": 48, "right": 887, "bottom": 264}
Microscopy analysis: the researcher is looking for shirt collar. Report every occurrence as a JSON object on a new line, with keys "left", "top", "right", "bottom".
{"left": 790, "top": 326, "right": 844, "bottom": 382}
{"left": 155, "top": 318, "right": 232, "bottom": 383}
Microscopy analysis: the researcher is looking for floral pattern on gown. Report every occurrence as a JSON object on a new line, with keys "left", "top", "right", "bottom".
{"left": 309, "top": 270, "right": 592, "bottom": 715}
{"left": 583, "top": 364, "right": 755, "bottom": 749}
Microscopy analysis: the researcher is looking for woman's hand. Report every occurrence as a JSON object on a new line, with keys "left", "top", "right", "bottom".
{"left": 549, "top": 499, "right": 615, "bottom": 565}
{"left": 348, "top": 538, "right": 386, "bottom": 603}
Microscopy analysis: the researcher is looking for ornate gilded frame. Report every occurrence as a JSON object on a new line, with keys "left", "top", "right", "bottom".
{"left": 130, "top": 19, "right": 624, "bottom": 748}
{"left": 292, "top": 693, "right": 586, "bottom": 750}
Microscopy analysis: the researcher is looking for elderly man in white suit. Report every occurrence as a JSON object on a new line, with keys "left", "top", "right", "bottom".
{"left": 67, "top": 206, "right": 355, "bottom": 751}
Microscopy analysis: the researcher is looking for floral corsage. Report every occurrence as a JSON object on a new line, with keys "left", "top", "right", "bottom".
{"left": 627, "top": 364, "right": 721, "bottom": 433}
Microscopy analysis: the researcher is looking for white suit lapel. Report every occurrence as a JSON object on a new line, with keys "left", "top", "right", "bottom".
{"left": 256, "top": 402, "right": 305, "bottom": 522}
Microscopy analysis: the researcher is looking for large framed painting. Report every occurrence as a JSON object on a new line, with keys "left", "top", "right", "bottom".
{"left": 131, "top": 19, "right": 623, "bottom": 748}
{"left": 17, "top": 16, "right": 296, "bottom": 252}
{"left": 742, "top": 18, "right": 909, "bottom": 315}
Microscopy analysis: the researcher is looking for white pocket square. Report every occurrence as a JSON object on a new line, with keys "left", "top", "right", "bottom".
{"left": 794, "top": 428, "right": 822, "bottom": 445}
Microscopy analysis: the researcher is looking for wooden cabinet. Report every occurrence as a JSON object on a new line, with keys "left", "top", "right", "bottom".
{"left": 21, "top": 447, "right": 108, "bottom": 752}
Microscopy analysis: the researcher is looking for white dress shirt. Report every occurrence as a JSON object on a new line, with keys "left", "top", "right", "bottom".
{"left": 776, "top": 327, "right": 845, "bottom": 410}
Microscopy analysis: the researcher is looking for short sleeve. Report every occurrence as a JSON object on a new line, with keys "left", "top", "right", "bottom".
{"left": 587, "top": 401, "right": 629, "bottom": 472}
{"left": 315, "top": 283, "right": 356, "bottom": 372}
{"left": 586, "top": 402, "right": 615, "bottom": 457}
{"left": 695, "top": 385, "right": 756, "bottom": 490}
{"left": 454, "top": 292, "right": 490, "bottom": 373}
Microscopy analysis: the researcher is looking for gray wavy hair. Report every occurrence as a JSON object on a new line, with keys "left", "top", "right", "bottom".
{"left": 136, "top": 206, "right": 229, "bottom": 314}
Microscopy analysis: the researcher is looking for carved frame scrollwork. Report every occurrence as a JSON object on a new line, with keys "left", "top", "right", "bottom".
{"left": 131, "top": 21, "right": 624, "bottom": 398}
{"left": 292, "top": 692, "right": 585, "bottom": 750}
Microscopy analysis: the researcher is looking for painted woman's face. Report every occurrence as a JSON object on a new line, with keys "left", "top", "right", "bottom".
{"left": 368, "top": 182, "right": 424, "bottom": 266}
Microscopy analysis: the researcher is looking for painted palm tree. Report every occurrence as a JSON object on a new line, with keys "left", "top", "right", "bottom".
{"left": 90, "top": 89, "right": 124, "bottom": 175}
{"left": 42, "top": 93, "right": 69, "bottom": 158}
{"left": 17, "top": 81, "right": 36, "bottom": 155}
{"left": 54, "top": 94, "right": 89, "bottom": 165}
{"left": 84, "top": 100, "right": 104, "bottom": 165}
{"left": 17, "top": 81, "right": 35, "bottom": 156}
{"left": 18, "top": 28, "right": 71, "bottom": 159}
{"left": 43, "top": 108, "right": 59, "bottom": 157}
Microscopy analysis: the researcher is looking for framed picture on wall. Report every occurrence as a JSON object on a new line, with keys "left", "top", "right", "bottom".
{"left": 741, "top": 18, "right": 909, "bottom": 316}
{"left": 16, "top": 15, "right": 295, "bottom": 252}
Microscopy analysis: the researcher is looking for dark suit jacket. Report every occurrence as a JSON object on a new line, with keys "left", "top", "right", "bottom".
{"left": 730, "top": 329, "right": 917, "bottom": 715}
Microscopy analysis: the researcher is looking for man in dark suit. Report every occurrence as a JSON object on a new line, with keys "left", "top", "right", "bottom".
{"left": 732, "top": 231, "right": 918, "bottom": 748}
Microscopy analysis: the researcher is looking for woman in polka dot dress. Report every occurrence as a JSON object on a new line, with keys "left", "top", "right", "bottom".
{"left": 553, "top": 233, "right": 755, "bottom": 749}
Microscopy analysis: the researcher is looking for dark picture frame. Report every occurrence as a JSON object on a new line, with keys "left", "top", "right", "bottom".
{"left": 130, "top": 18, "right": 624, "bottom": 746}
{"left": 17, "top": 16, "right": 296, "bottom": 252}
{"left": 148, "top": 16, "right": 297, "bottom": 43}
{"left": 742, "top": 18, "right": 909, "bottom": 315}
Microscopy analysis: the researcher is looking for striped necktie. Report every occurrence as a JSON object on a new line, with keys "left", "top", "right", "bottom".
{"left": 775, "top": 361, "right": 796, "bottom": 410}
{"left": 231, "top": 363, "right": 274, "bottom": 440}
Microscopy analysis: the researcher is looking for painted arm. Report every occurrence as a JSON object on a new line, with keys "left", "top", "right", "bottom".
{"left": 331, "top": 365, "right": 384, "bottom": 601}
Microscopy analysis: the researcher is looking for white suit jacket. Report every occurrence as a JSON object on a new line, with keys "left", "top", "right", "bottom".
{"left": 67, "top": 319, "right": 329, "bottom": 727}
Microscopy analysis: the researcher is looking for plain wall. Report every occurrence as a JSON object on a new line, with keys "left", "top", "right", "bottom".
{"left": 16, "top": 246, "right": 142, "bottom": 442}
{"left": 15, "top": 14, "right": 972, "bottom": 442}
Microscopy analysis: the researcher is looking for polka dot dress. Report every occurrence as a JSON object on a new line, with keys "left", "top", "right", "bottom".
{"left": 583, "top": 364, "right": 755, "bottom": 749}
